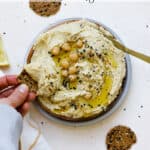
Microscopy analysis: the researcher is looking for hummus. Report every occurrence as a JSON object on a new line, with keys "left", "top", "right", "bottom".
{"left": 24, "top": 20, "right": 126, "bottom": 120}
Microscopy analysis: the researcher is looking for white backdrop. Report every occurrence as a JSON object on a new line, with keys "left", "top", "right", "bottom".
{"left": 0, "top": 1, "right": 150, "bottom": 150}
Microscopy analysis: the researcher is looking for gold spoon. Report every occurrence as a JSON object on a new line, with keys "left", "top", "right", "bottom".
{"left": 104, "top": 34, "right": 150, "bottom": 63}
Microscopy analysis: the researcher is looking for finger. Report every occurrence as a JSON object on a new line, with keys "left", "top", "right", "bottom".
{"left": 18, "top": 102, "right": 30, "bottom": 117}
{"left": 27, "top": 92, "right": 36, "bottom": 102}
{"left": 0, "top": 88, "right": 36, "bottom": 100}
{"left": 0, "top": 88, "right": 15, "bottom": 98}
{"left": 6, "top": 84, "right": 29, "bottom": 108}
{"left": 0, "top": 75, "right": 19, "bottom": 90}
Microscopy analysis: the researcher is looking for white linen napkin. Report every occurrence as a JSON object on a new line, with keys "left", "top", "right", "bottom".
{"left": 0, "top": 70, "right": 51, "bottom": 150}
{"left": 20, "top": 114, "right": 51, "bottom": 150}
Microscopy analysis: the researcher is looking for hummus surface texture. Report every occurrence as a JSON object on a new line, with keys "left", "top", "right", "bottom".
{"left": 24, "top": 20, "right": 126, "bottom": 120}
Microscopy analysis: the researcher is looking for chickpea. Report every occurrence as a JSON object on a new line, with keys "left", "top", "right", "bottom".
{"left": 51, "top": 46, "right": 60, "bottom": 56}
{"left": 61, "top": 59, "right": 69, "bottom": 69}
{"left": 84, "top": 92, "right": 92, "bottom": 100}
{"left": 61, "top": 70, "right": 68, "bottom": 77}
{"left": 69, "top": 74, "right": 77, "bottom": 82}
{"left": 69, "top": 66, "right": 77, "bottom": 75}
{"left": 62, "top": 42, "right": 71, "bottom": 51}
{"left": 69, "top": 52, "right": 78, "bottom": 62}
{"left": 76, "top": 39, "right": 83, "bottom": 48}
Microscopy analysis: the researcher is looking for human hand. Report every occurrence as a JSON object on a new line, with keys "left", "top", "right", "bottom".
{"left": 0, "top": 75, "right": 36, "bottom": 116}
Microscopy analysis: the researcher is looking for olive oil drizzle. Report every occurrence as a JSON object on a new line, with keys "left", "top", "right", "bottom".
{"left": 51, "top": 40, "right": 117, "bottom": 113}
{"left": 88, "top": 51, "right": 116, "bottom": 108}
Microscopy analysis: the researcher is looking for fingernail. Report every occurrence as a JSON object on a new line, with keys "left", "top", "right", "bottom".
{"left": 18, "top": 84, "right": 28, "bottom": 93}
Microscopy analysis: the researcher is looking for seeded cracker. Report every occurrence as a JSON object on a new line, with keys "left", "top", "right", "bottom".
{"left": 106, "top": 125, "right": 137, "bottom": 150}
{"left": 29, "top": 0, "right": 61, "bottom": 17}
{"left": 18, "top": 70, "right": 38, "bottom": 92}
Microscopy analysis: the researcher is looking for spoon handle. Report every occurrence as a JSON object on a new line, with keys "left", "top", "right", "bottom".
{"left": 105, "top": 35, "right": 150, "bottom": 63}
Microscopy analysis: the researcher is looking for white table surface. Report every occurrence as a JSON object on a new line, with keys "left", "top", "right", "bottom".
{"left": 0, "top": 1, "right": 150, "bottom": 150}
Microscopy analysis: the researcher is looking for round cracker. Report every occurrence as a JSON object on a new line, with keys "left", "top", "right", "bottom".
{"left": 29, "top": 0, "right": 61, "bottom": 17}
{"left": 106, "top": 125, "right": 137, "bottom": 150}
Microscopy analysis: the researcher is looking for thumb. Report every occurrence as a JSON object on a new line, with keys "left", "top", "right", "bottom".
{"left": 6, "top": 84, "right": 29, "bottom": 108}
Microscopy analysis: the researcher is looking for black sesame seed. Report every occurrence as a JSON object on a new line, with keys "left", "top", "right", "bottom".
{"left": 58, "top": 58, "right": 61, "bottom": 62}
{"left": 80, "top": 24, "right": 84, "bottom": 28}
{"left": 123, "top": 108, "right": 126, "bottom": 111}
{"left": 75, "top": 106, "right": 77, "bottom": 110}
{"left": 89, "top": 85, "right": 92, "bottom": 88}
{"left": 88, "top": 74, "right": 92, "bottom": 78}
{"left": 41, "top": 121, "right": 44, "bottom": 125}
{"left": 63, "top": 79, "right": 69, "bottom": 88}
{"left": 101, "top": 107, "right": 105, "bottom": 111}
{"left": 88, "top": 104, "right": 93, "bottom": 108}
{"left": 79, "top": 80, "right": 82, "bottom": 83}
{"left": 98, "top": 54, "right": 102, "bottom": 58}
